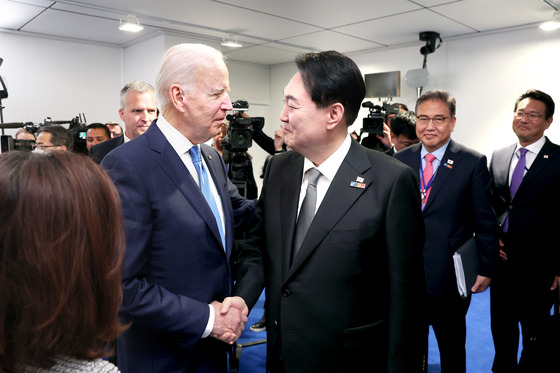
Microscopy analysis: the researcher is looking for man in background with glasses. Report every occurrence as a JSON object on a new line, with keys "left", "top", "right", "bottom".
{"left": 34, "top": 125, "right": 73, "bottom": 152}
{"left": 395, "top": 89, "right": 499, "bottom": 373}
{"left": 489, "top": 89, "right": 560, "bottom": 372}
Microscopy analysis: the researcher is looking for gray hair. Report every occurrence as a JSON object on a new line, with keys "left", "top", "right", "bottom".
{"left": 155, "top": 43, "right": 226, "bottom": 112}
{"left": 120, "top": 81, "right": 155, "bottom": 110}
{"left": 415, "top": 89, "right": 456, "bottom": 117}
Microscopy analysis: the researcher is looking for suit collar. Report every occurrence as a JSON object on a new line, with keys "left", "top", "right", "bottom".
{"left": 285, "top": 141, "right": 373, "bottom": 279}
{"left": 144, "top": 123, "right": 231, "bottom": 257}
{"left": 422, "top": 139, "right": 462, "bottom": 211}
{"left": 514, "top": 137, "right": 559, "bottom": 197}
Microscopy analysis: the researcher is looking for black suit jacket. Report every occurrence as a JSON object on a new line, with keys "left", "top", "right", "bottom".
{"left": 489, "top": 137, "right": 560, "bottom": 288}
{"left": 234, "top": 139, "right": 426, "bottom": 372}
{"left": 395, "top": 140, "right": 499, "bottom": 296}
{"left": 101, "top": 123, "right": 254, "bottom": 373}
{"left": 89, "top": 134, "right": 124, "bottom": 164}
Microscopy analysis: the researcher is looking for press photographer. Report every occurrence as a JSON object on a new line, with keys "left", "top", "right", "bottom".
{"left": 221, "top": 100, "right": 264, "bottom": 199}
{"left": 358, "top": 101, "right": 401, "bottom": 151}
{"left": 0, "top": 115, "right": 87, "bottom": 154}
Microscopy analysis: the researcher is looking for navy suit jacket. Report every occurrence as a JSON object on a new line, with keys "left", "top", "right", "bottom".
{"left": 395, "top": 139, "right": 499, "bottom": 296}
{"left": 234, "top": 140, "right": 427, "bottom": 372}
{"left": 101, "top": 122, "right": 253, "bottom": 373}
{"left": 89, "top": 134, "right": 124, "bottom": 164}
{"left": 489, "top": 137, "right": 560, "bottom": 288}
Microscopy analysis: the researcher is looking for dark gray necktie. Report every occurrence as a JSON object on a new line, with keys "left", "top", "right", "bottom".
{"left": 292, "top": 168, "right": 322, "bottom": 261}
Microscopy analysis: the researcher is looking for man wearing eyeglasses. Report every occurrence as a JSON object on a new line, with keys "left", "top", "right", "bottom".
{"left": 395, "top": 89, "right": 499, "bottom": 373}
{"left": 488, "top": 89, "right": 560, "bottom": 372}
{"left": 34, "top": 125, "right": 73, "bottom": 152}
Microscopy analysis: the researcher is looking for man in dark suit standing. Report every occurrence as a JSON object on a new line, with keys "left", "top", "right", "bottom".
{"left": 232, "top": 51, "right": 427, "bottom": 372}
{"left": 489, "top": 89, "right": 560, "bottom": 372}
{"left": 101, "top": 43, "right": 253, "bottom": 373}
{"left": 394, "top": 90, "right": 499, "bottom": 373}
{"left": 90, "top": 80, "right": 157, "bottom": 164}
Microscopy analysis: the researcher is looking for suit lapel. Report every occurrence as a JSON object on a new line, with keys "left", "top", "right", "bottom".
{"left": 146, "top": 124, "right": 226, "bottom": 256}
{"left": 287, "top": 141, "right": 372, "bottom": 279}
{"left": 493, "top": 144, "right": 516, "bottom": 189}
{"left": 515, "top": 138, "right": 558, "bottom": 198}
{"left": 280, "top": 156, "right": 305, "bottom": 276}
{"left": 423, "top": 140, "right": 459, "bottom": 211}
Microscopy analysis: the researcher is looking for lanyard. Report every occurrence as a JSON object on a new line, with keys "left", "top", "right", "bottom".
{"left": 419, "top": 156, "right": 438, "bottom": 202}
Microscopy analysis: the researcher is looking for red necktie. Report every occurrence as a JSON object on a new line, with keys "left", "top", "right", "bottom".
{"left": 422, "top": 154, "right": 436, "bottom": 205}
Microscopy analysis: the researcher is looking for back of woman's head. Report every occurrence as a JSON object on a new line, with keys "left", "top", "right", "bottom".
{"left": 0, "top": 151, "right": 126, "bottom": 372}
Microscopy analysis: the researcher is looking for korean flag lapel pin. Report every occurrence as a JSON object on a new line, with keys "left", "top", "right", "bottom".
{"left": 443, "top": 158, "right": 454, "bottom": 169}
{"left": 350, "top": 176, "right": 366, "bottom": 189}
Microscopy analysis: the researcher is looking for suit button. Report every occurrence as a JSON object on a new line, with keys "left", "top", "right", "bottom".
{"left": 282, "top": 288, "right": 291, "bottom": 297}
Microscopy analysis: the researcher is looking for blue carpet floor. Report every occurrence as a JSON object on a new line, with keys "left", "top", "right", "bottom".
{"left": 232, "top": 290, "right": 517, "bottom": 372}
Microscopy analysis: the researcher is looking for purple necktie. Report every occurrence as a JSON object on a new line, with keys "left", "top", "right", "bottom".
{"left": 510, "top": 148, "right": 528, "bottom": 199}
{"left": 503, "top": 148, "right": 527, "bottom": 232}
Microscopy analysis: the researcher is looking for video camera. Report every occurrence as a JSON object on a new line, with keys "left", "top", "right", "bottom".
{"left": 222, "top": 100, "right": 265, "bottom": 153}
{"left": 361, "top": 101, "right": 401, "bottom": 136}
{"left": 0, "top": 114, "right": 87, "bottom": 154}
{"left": 221, "top": 100, "right": 265, "bottom": 199}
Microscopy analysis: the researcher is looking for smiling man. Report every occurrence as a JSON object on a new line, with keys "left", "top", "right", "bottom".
{"left": 395, "top": 89, "right": 499, "bottom": 373}
{"left": 233, "top": 51, "right": 426, "bottom": 372}
{"left": 89, "top": 81, "right": 157, "bottom": 164}
{"left": 489, "top": 89, "right": 560, "bottom": 372}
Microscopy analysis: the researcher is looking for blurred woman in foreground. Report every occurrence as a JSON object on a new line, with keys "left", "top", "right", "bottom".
{"left": 0, "top": 151, "right": 126, "bottom": 372}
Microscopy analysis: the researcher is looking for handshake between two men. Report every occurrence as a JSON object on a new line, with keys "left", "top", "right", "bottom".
{"left": 210, "top": 296, "right": 249, "bottom": 344}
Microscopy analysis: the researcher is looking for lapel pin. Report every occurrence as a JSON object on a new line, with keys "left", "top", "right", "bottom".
{"left": 350, "top": 181, "right": 366, "bottom": 189}
{"left": 208, "top": 155, "right": 213, "bottom": 160}
{"left": 356, "top": 176, "right": 364, "bottom": 182}
{"left": 544, "top": 155, "right": 549, "bottom": 159}
{"left": 443, "top": 159, "right": 454, "bottom": 169}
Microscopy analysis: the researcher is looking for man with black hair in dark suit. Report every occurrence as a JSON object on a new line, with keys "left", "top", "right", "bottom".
{"left": 489, "top": 89, "right": 560, "bottom": 373}
{"left": 232, "top": 50, "right": 427, "bottom": 373}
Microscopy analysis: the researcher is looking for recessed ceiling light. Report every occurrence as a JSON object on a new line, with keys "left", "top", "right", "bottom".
{"left": 119, "top": 15, "right": 144, "bottom": 32}
{"left": 221, "top": 35, "right": 242, "bottom": 48}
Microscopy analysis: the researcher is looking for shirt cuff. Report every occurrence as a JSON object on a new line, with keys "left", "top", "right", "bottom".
{"left": 202, "top": 304, "right": 215, "bottom": 338}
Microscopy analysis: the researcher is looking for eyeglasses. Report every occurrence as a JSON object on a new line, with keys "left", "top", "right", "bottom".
{"left": 416, "top": 115, "right": 450, "bottom": 126}
{"left": 514, "top": 111, "right": 543, "bottom": 121}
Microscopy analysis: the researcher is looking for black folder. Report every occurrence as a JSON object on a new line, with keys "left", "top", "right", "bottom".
{"left": 452, "top": 236, "right": 478, "bottom": 298}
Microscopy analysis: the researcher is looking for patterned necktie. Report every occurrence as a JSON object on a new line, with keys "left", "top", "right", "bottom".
{"left": 189, "top": 146, "right": 226, "bottom": 250}
{"left": 422, "top": 153, "right": 436, "bottom": 205}
{"left": 292, "top": 168, "right": 322, "bottom": 261}
{"left": 503, "top": 148, "right": 528, "bottom": 232}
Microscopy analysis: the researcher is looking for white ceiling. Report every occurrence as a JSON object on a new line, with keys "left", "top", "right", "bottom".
{"left": 1, "top": 0, "right": 559, "bottom": 66}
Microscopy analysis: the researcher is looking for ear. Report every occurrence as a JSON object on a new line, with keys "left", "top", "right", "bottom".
{"left": 118, "top": 108, "right": 125, "bottom": 122}
{"left": 326, "top": 103, "right": 345, "bottom": 130}
{"left": 545, "top": 116, "right": 553, "bottom": 130}
{"left": 170, "top": 84, "right": 186, "bottom": 112}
